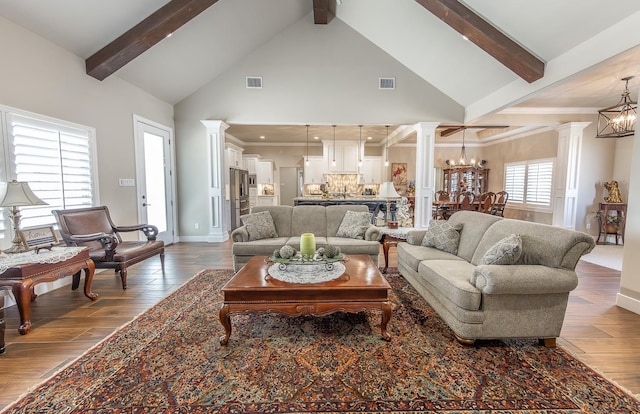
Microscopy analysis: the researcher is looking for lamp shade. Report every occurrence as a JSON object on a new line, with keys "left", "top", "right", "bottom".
{"left": 378, "top": 181, "right": 400, "bottom": 198}
{"left": 0, "top": 180, "right": 47, "bottom": 207}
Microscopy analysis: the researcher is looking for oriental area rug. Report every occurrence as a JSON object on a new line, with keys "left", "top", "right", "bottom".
{"left": 4, "top": 268, "right": 640, "bottom": 413}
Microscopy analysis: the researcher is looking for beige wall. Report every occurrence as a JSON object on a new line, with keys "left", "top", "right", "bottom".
{"left": 175, "top": 14, "right": 463, "bottom": 238}
{"left": 0, "top": 16, "right": 174, "bottom": 229}
{"left": 619, "top": 84, "right": 640, "bottom": 312}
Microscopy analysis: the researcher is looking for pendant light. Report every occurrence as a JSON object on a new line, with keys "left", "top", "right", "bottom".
{"left": 358, "top": 125, "right": 363, "bottom": 168}
{"left": 596, "top": 76, "right": 637, "bottom": 138}
{"left": 384, "top": 125, "right": 390, "bottom": 167}
{"left": 305, "top": 124, "right": 309, "bottom": 166}
{"left": 332, "top": 125, "right": 336, "bottom": 167}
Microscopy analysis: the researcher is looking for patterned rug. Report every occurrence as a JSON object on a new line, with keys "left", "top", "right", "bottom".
{"left": 4, "top": 268, "right": 640, "bottom": 413}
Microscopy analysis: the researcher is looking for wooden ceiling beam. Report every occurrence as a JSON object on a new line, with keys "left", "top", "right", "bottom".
{"left": 415, "top": 0, "right": 544, "bottom": 83}
{"left": 86, "top": 0, "right": 219, "bottom": 81}
{"left": 313, "top": 0, "right": 335, "bottom": 24}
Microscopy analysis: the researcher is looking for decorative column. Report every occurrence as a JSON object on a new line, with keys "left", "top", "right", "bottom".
{"left": 552, "top": 122, "right": 590, "bottom": 229}
{"left": 414, "top": 122, "right": 440, "bottom": 228}
{"left": 201, "top": 120, "right": 230, "bottom": 242}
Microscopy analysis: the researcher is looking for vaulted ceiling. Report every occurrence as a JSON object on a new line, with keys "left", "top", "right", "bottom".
{"left": 1, "top": 0, "right": 639, "bottom": 144}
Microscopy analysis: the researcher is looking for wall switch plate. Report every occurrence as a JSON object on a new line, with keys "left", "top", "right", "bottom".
{"left": 119, "top": 178, "right": 135, "bottom": 186}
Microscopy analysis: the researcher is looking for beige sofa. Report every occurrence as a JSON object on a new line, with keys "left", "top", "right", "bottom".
{"left": 397, "top": 211, "right": 595, "bottom": 347}
{"left": 231, "top": 205, "right": 382, "bottom": 271}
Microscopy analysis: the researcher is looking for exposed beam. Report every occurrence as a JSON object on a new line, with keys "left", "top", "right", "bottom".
{"left": 313, "top": 0, "right": 335, "bottom": 24}
{"left": 415, "top": 0, "right": 544, "bottom": 83}
{"left": 86, "top": 0, "right": 219, "bottom": 81}
{"left": 440, "top": 127, "right": 465, "bottom": 137}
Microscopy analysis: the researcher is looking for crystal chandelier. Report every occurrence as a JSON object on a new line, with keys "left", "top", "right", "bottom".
{"left": 596, "top": 76, "right": 637, "bottom": 138}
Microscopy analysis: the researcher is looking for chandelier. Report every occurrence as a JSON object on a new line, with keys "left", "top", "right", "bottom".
{"left": 445, "top": 128, "right": 486, "bottom": 168}
{"left": 596, "top": 76, "right": 637, "bottom": 138}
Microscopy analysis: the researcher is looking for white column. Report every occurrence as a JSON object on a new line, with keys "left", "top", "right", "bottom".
{"left": 552, "top": 122, "right": 590, "bottom": 229}
{"left": 201, "top": 120, "right": 230, "bottom": 242}
{"left": 414, "top": 122, "right": 440, "bottom": 228}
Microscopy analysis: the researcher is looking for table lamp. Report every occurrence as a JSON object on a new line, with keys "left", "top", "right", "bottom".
{"left": 378, "top": 181, "right": 400, "bottom": 225}
{"left": 0, "top": 180, "right": 48, "bottom": 253}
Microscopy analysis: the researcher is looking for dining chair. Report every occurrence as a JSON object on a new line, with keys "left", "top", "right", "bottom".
{"left": 456, "top": 191, "right": 476, "bottom": 211}
{"left": 478, "top": 192, "right": 496, "bottom": 214}
{"left": 433, "top": 191, "right": 451, "bottom": 219}
{"left": 491, "top": 191, "right": 509, "bottom": 216}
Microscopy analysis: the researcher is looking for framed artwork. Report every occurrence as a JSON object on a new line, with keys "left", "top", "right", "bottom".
{"left": 391, "top": 163, "right": 408, "bottom": 193}
{"left": 19, "top": 226, "right": 59, "bottom": 252}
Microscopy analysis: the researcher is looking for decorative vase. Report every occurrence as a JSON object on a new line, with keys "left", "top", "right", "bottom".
{"left": 606, "top": 224, "right": 618, "bottom": 234}
{"left": 300, "top": 233, "right": 316, "bottom": 257}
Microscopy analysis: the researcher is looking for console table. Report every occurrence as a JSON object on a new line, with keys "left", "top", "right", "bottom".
{"left": 597, "top": 202, "right": 626, "bottom": 245}
{"left": 0, "top": 247, "right": 98, "bottom": 335}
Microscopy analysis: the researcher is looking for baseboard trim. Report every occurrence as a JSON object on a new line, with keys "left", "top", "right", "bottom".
{"left": 616, "top": 293, "right": 640, "bottom": 315}
{"left": 178, "top": 236, "right": 212, "bottom": 242}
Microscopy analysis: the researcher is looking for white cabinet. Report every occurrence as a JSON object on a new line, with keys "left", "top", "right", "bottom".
{"left": 326, "top": 141, "right": 360, "bottom": 173}
{"left": 257, "top": 195, "right": 278, "bottom": 206}
{"left": 225, "top": 144, "right": 243, "bottom": 168}
{"left": 304, "top": 156, "right": 325, "bottom": 183}
{"left": 256, "top": 160, "right": 274, "bottom": 184}
{"left": 243, "top": 155, "right": 260, "bottom": 174}
{"left": 362, "top": 157, "right": 382, "bottom": 184}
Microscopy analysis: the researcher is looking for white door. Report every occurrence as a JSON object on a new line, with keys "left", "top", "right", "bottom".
{"left": 134, "top": 116, "right": 175, "bottom": 245}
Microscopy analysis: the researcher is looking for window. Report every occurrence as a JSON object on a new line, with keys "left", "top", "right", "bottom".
{"left": 504, "top": 159, "right": 554, "bottom": 210}
{"left": 1, "top": 107, "right": 97, "bottom": 234}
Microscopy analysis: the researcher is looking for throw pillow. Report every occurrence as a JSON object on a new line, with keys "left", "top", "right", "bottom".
{"left": 480, "top": 234, "right": 522, "bottom": 265}
{"left": 336, "top": 210, "right": 373, "bottom": 239}
{"left": 421, "top": 220, "right": 463, "bottom": 255}
{"left": 241, "top": 211, "right": 278, "bottom": 241}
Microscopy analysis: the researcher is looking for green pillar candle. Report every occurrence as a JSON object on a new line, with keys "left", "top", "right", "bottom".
{"left": 300, "top": 233, "right": 316, "bottom": 257}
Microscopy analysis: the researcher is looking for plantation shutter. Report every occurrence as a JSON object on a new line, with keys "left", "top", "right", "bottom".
{"left": 504, "top": 164, "right": 525, "bottom": 203}
{"left": 7, "top": 113, "right": 95, "bottom": 228}
{"left": 526, "top": 161, "right": 553, "bottom": 205}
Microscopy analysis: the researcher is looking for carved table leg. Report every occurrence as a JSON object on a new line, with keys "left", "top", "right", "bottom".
{"left": 13, "top": 282, "right": 33, "bottom": 335}
{"left": 219, "top": 304, "right": 232, "bottom": 345}
{"left": 83, "top": 260, "right": 99, "bottom": 300}
{"left": 380, "top": 301, "right": 392, "bottom": 341}
{"left": 382, "top": 238, "right": 390, "bottom": 274}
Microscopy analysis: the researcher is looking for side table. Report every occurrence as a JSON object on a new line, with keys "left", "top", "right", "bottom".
{"left": 380, "top": 227, "right": 414, "bottom": 273}
{"left": 0, "top": 247, "right": 98, "bottom": 335}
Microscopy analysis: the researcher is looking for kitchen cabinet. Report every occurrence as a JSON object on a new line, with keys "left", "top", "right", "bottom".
{"left": 225, "top": 144, "right": 243, "bottom": 168}
{"left": 326, "top": 141, "right": 360, "bottom": 173}
{"left": 257, "top": 195, "right": 278, "bottom": 206}
{"left": 242, "top": 154, "right": 260, "bottom": 174}
{"left": 256, "top": 160, "right": 274, "bottom": 184}
{"left": 443, "top": 167, "right": 489, "bottom": 195}
{"left": 304, "top": 156, "right": 325, "bottom": 183}
{"left": 361, "top": 156, "right": 382, "bottom": 184}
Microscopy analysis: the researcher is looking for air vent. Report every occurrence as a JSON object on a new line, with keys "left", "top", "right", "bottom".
{"left": 379, "top": 77, "right": 395, "bottom": 89}
{"left": 246, "top": 76, "right": 263, "bottom": 89}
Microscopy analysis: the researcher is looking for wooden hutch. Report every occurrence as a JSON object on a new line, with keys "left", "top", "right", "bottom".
{"left": 443, "top": 167, "right": 489, "bottom": 195}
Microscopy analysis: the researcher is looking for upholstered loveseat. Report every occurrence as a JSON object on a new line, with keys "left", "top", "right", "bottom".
{"left": 231, "top": 205, "right": 382, "bottom": 271}
{"left": 397, "top": 210, "right": 595, "bottom": 347}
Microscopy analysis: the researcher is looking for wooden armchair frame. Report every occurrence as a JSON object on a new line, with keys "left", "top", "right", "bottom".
{"left": 53, "top": 206, "right": 165, "bottom": 290}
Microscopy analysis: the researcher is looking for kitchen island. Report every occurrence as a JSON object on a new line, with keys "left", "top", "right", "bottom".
{"left": 293, "top": 196, "right": 395, "bottom": 217}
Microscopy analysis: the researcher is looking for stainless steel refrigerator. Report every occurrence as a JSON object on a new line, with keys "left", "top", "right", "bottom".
{"left": 230, "top": 168, "right": 250, "bottom": 230}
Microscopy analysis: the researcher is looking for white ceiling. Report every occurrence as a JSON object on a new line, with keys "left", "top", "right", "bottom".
{"left": 0, "top": 0, "right": 638, "bottom": 144}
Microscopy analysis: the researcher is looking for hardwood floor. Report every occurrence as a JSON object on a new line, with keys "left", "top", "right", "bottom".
{"left": 0, "top": 241, "right": 639, "bottom": 409}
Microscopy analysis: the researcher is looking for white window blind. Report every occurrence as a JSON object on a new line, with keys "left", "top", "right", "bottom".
{"left": 504, "top": 159, "right": 554, "bottom": 210}
{"left": 6, "top": 113, "right": 95, "bottom": 228}
{"left": 504, "top": 164, "right": 525, "bottom": 203}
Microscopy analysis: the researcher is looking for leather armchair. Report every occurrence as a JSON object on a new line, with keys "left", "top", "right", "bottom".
{"left": 52, "top": 206, "right": 165, "bottom": 290}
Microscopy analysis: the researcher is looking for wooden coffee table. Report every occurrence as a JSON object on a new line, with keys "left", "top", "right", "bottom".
{"left": 219, "top": 255, "right": 392, "bottom": 345}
